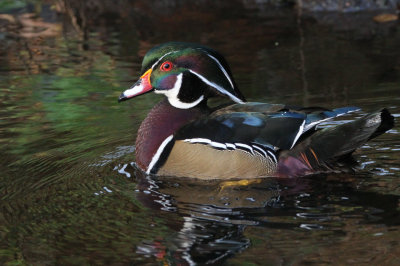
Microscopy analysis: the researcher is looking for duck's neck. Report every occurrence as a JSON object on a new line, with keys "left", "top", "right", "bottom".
{"left": 135, "top": 98, "right": 208, "bottom": 171}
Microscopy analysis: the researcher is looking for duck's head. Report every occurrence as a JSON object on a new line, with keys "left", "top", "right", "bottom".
{"left": 118, "top": 42, "right": 246, "bottom": 109}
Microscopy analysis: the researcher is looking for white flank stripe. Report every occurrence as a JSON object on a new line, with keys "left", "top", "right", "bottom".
{"left": 189, "top": 70, "right": 244, "bottom": 104}
{"left": 252, "top": 145, "right": 268, "bottom": 157}
{"left": 184, "top": 138, "right": 211, "bottom": 144}
{"left": 266, "top": 150, "right": 277, "bottom": 163}
{"left": 184, "top": 138, "right": 227, "bottom": 149}
{"left": 290, "top": 120, "right": 306, "bottom": 149}
{"left": 235, "top": 143, "right": 254, "bottom": 154}
{"left": 226, "top": 143, "right": 236, "bottom": 149}
{"left": 252, "top": 144, "right": 277, "bottom": 163}
{"left": 147, "top": 135, "right": 174, "bottom": 174}
{"left": 201, "top": 50, "right": 235, "bottom": 89}
{"left": 183, "top": 138, "right": 278, "bottom": 162}
{"left": 210, "top": 142, "right": 227, "bottom": 149}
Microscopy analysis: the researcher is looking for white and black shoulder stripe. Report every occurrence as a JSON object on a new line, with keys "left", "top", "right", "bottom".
{"left": 147, "top": 135, "right": 175, "bottom": 174}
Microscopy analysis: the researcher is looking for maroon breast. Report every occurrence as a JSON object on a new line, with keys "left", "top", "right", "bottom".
{"left": 135, "top": 98, "right": 207, "bottom": 172}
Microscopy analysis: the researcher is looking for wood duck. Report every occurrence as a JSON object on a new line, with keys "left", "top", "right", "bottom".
{"left": 119, "top": 42, "right": 394, "bottom": 179}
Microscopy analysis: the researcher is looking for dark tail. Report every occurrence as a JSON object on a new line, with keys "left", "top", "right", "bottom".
{"left": 278, "top": 109, "right": 394, "bottom": 177}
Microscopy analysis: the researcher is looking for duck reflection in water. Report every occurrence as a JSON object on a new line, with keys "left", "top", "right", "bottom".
{"left": 131, "top": 168, "right": 305, "bottom": 265}
{"left": 115, "top": 163, "right": 400, "bottom": 265}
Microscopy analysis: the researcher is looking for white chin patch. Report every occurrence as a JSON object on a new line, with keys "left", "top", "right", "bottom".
{"left": 155, "top": 73, "right": 204, "bottom": 109}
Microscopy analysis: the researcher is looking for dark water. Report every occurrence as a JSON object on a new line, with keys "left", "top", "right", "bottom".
{"left": 1, "top": 1, "right": 399, "bottom": 265}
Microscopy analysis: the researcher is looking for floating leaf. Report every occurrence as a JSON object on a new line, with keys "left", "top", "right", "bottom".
{"left": 373, "top": 13, "right": 398, "bottom": 23}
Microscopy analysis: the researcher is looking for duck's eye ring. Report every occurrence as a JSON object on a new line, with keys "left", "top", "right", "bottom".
{"left": 160, "top": 61, "right": 173, "bottom": 71}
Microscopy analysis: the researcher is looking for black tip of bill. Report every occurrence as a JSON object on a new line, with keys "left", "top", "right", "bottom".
{"left": 118, "top": 93, "right": 128, "bottom": 103}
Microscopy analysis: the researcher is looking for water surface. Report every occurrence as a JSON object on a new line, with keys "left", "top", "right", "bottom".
{"left": 1, "top": 2, "right": 399, "bottom": 265}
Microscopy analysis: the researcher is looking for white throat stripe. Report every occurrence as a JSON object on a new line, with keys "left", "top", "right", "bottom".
{"left": 155, "top": 73, "right": 204, "bottom": 109}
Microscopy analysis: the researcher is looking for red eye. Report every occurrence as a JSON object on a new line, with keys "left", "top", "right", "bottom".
{"left": 160, "top": 61, "right": 173, "bottom": 71}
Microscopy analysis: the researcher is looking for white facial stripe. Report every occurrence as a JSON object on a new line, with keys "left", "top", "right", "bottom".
{"left": 151, "top": 50, "right": 178, "bottom": 69}
{"left": 155, "top": 73, "right": 204, "bottom": 109}
{"left": 290, "top": 120, "right": 306, "bottom": 149}
{"left": 147, "top": 135, "right": 174, "bottom": 174}
{"left": 200, "top": 50, "right": 235, "bottom": 89}
{"left": 188, "top": 70, "right": 244, "bottom": 104}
